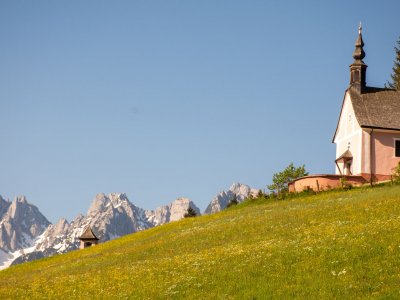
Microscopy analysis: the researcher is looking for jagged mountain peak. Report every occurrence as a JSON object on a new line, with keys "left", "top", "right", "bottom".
{"left": 172, "top": 197, "right": 190, "bottom": 204}
{"left": 147, "top": 197, "right": 201, "bottom": 226}
{"left": 108, "top": 193, "right": 128, "bottom": 202}
{"left": 87, "top": 193, "right": 109, "bottom": 216}
{"left": 53, "top": 218, "right": 69, "bottom": 236}
{"left": 87, "top": 193, "right": 131, "bottom": 216}
{"left": 3, "top": 184, "right": 260, "bottom": 269}
{"left": 0, "top": 195, "right": 50, "bottom": 253}
{"left": 14, "top": 195, "right": 27, "bottom": 204}
{"left": 229, "top": 182, "right": 260, "bottom": 200}
{"left": 204, "top": 182, "right": 259, "bottom": 214}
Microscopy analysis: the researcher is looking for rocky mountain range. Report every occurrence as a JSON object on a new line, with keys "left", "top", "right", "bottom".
{"left": 0, "top": 183, "right": 256, "bottom": 269}
{"left": 204, "top": 183, "right": 259, "bottom": 214}
{"left": 0, "top": 196, "right": 50, "bottom": 253}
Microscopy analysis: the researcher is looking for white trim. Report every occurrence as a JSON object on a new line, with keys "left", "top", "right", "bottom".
{"left": 335, "top": 128, "right": 362, "bottom": 144}
{"left": 359, "top": 127, "right": 362, "bottom": 172}
{"left": 363, "top": 129, "right": 372, "bottom": 175}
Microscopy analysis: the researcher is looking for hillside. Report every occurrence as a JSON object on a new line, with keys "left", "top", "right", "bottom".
{"left": 1, "top": 185, "right": 400, "bottom": 299}
{"left": 0, "top": 183, "right": 254, "bottom": 268}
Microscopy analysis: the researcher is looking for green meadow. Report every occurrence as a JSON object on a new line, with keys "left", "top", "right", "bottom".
{"left": 2, "top": 185, "right": 400, "bottom": 299}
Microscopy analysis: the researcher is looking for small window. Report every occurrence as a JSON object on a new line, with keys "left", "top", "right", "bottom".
{"left": 354, "top": 71, "right": 360, "bottom": 82}
{"left": 396, "top": 140, "right": 400, "bottom": 157}
{"left": 348, "top": 114, "right": 352, "bottom": 122}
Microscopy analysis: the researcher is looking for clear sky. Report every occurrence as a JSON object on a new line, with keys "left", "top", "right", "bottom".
{"left": 1, "top": 1, "right": 399, "bottom": 223}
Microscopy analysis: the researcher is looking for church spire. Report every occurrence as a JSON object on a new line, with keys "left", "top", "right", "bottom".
{"left": 350, "top": 22, "right": 367, "bottom": 93}
{"left": 353, "top": 22, "right": 365, "bottom": 61}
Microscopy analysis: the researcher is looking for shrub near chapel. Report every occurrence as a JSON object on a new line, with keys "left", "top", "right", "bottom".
{"left": 393, "top": 162, "right": 400, "bottom": 183}
{"left": 267, "top": 163, "right": 308, "bottom": 194}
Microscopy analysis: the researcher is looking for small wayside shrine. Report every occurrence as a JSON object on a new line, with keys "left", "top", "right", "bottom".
{"left": 289, "top": 24, "right": 400, "bottom": 192}
{"left": 79, "top": 226, "right": 99, "bottom": 249}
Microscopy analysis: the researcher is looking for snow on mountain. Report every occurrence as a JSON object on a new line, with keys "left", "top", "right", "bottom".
{"left": 0, "top": 248, "right": 13, "bottom": 269}
{"left": 0, "top": 195, "right": 50, "bottom": 270}
{"left": 2, "top": 183, "right": 257, "bottom": 269}
{"left": 9, "top": 194, "right": 202, "bottom": 267}
{"left": 0, "top": 196, "right": 50, "bottom": 252}
{"left": 86, "top": 193, "right": 153, "bottom": 241}
{"left": 16, "top": 193, "right": 154, "bottom": 264}
{"left": 146, "top": 197, "right": 201, "bottom": 226}
{"left": 204, "top": 183, "right": 259, "bottom": 214}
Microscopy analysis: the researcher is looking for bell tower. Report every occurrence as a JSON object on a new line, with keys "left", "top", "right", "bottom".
{"left": 79, "top": 225, "right": 99, "bottom": 249}
{"left": 350, "top": 23, "right": 367, "bottom": 93}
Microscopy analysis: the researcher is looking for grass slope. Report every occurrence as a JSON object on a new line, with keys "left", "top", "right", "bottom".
{"left": 2, "top": 185, "right": 400, "bottom": 299}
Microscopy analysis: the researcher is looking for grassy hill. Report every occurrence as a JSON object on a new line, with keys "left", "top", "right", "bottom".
{"left": 2, "top": 185, "right": 400, "bottom": 299}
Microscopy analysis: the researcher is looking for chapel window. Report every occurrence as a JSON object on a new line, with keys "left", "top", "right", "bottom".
{"left": 395, "top": 140, "right": 400, "bottom": 157}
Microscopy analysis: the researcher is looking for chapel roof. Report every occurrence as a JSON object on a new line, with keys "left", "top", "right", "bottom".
{"left": 349, "top": 87, "right": 400, "bottom": 131}
{"left": 335, "top": 149, "right": 353, "bottom": 162}
{"left": 79, "top": 226, "right": 99, "bottom": 240}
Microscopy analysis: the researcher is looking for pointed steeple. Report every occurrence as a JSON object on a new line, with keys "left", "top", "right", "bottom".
{"left": 349, "top": 22, "right": 367, "bottom": 93}
{"left": 79, "top": 225, "right": 99, "bottom": 249}
{"left": 352, "top": 23, "right": 365, "bottom": 61}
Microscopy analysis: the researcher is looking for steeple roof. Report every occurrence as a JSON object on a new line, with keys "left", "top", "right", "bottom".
{"left": 79, "top": 226, "right": 99, "bottom": 240}
{"left": 335, "top": 149, "right": 353, "bottom": 162}
{"left": 352, "top": 23, "right": 365, "bottom": 62}
{"left": 349, "top": 23, "right": 367, "bottom": 93}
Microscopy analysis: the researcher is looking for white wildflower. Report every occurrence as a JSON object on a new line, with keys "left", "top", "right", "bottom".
{"left": 338, "top": 268, "right": 347, "bottom": 276}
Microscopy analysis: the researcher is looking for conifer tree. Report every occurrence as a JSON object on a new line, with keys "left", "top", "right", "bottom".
{"left": 227, "top": 195, "right": 239, "bottom": 208}
{"left": 386, "top": 37, "right": 400, "bottom": 90}
{"left": 184, "top": 206, "right": 197, "bottom": 218}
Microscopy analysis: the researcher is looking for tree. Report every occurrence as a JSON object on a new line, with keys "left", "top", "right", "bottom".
{"left": 385, "top": 36, "right": 400, "bottom": 90}
{"left": 267, "top": 163, "right": 308, "bottom": 194}
{"left": 227, "top": 194, "right": 239, "bottom": 208}
{"left": 392, "top": 162, "right": 400, "bottom": 183}
{"left": 184, "top": 206, "right": 197, "bottom": 218}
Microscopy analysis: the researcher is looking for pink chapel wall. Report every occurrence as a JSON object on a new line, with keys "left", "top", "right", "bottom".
{"left": 370, "top": 131, "right": 400, "bottom": 178}
{"left": 290, "top": 131, "right": 400, "bottom": 193}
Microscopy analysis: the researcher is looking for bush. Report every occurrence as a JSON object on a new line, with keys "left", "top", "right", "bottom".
{"left": 392, "top": 162, "right": 400, "bottom": 184}
{"left": 227, "top": 195, "right": 239, "bottom": 208}
{"left": 184, "top": 207, "right": 197, "bottom": 218}
{"left": 340, "top": 177, "right": 353, "bottom": 190}
{"left": 267, "top": 163, "right": 308, "bottom": 194}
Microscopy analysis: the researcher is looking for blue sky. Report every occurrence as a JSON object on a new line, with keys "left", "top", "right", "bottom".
{"left": 1, "top": 1, "right": 399, "bottom": 223}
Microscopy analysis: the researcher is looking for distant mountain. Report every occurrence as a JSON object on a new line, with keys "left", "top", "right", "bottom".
{"left": 6, "top": 193, "right": 201, "bottom": 268}
{"left": 12, "top": 193, "right": 155, "bottom": 266}
{"left": 0, "top": 196, "right": 50, "bottom": 253}
{"left": 204, "top": 183, "right": 259, "bottom": 214}
{"left": 86, "top": 193, "right": 153, "bottom": 241}
{"left": 2, "top": 183, "right": 258, "bottom": 269}
{"left": 146, "top": 197, "right": 201, "bottom": 226}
